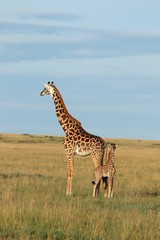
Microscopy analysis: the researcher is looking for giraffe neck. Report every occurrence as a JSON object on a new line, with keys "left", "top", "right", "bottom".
{"left": 52, "top": 86, "right": 81, "bottom": 133}
{"left": 108, "top": 150, "right": 115, "bottom": 165}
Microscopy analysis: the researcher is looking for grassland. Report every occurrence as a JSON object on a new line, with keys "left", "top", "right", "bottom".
{"left": 0, "top": 133, "right": 160, "bottom": 240}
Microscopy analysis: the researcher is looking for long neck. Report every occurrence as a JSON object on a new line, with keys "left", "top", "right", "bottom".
{"left": 52, "top": 86, "right": 81, "bottom": 133}
{"left": 108, "top": 150, "right": 115, "bottom": 165}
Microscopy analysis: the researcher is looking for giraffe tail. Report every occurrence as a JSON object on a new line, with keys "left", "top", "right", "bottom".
{"left": 92, "top": 181, "right": 95, "bottom": 185}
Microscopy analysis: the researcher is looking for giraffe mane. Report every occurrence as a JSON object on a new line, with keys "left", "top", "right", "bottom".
{"left": 53, "top": 85, "right": 81, "bottom": 126}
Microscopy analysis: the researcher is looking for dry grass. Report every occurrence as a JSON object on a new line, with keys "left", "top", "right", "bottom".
{"left": 0, "top": 133, "right": 160, "bottom": 239}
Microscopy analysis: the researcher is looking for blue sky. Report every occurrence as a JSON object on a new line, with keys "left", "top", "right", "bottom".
{"left": 1, "top": 0, "right": 160, "bottom": 140}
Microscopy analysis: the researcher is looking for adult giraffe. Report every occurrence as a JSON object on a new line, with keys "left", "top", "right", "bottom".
{"left": 40, "top": 82, "right": 107, "bottom": 196}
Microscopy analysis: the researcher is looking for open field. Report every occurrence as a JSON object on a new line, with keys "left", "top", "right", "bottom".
{"left": 0, "top": 133, "right": 160, "bottom": 239}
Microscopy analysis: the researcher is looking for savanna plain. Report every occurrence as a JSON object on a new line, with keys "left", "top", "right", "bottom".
{"left": 0, "top": 133, "right": 160, "bottom": 240}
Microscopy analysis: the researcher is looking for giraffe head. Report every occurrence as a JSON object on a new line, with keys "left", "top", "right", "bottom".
{"left": 109, "top": 143, "right": 118, "bottom": 151}
{"left": 40, "top": 82, "right": 55, "bottom": 96}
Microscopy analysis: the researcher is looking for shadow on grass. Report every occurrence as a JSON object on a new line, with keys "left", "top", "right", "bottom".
{"left": 142, "top": 191, "right": 160, "bottom": 197}
{"left": 0, "top": 172, "right": 53, "bottom": 180}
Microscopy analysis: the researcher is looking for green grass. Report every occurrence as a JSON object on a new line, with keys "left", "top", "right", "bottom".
{"left": 0, "top": 134, "right": 160, "bottom": 239}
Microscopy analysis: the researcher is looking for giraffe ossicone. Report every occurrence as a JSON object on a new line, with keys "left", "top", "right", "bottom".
{"left": 40, "top": 82, "right": 108, "bottom": 196}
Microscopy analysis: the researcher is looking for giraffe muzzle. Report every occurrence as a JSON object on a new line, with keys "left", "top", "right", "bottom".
{"left": 40, "top": 87, "right": 50, "bottom": 96}
{"left": 40, "top": 90, "right": 44, "bottom": 96}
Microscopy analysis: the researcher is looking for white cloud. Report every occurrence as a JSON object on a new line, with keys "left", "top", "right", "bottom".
{"left": 0, "top": 32, "right": 94, "bottom": 44}
{"left": 19, "top": 11, "right": 81, "bottom": 22}
{"left": 0, "top": 19, "right": 160, "bottom": 62}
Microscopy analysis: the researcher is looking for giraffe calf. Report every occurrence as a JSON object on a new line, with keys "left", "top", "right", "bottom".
{"left": 92, "top": 143, "right": 117, "bottom": 198}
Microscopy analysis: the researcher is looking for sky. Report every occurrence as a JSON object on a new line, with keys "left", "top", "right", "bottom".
{"left": 1, "top": 0, "right": 160, "bottom": 140}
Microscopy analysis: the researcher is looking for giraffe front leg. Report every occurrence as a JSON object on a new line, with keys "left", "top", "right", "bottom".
{"left": 66, "top": 158, "right": 73, "bottom": 196}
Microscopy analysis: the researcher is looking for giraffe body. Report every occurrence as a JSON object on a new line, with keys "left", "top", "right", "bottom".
{"left": 40, "top": 82, "right": 107, "bottom": 196}
{"left": 92, "top": 143, "right": 117, "bottom": 198}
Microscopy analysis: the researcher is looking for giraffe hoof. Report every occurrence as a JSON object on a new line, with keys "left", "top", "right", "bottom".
{"left": 66, "top": 191, "right": 72, "bottom": 196}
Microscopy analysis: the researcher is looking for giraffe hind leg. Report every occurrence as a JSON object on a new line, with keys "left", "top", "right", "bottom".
{"left": 93, "top": 183, "right": 97, "bottom": 197}
{"left": 91, "top": 154, "right": 104, "bottom": 197}
{"left": 111, "top": 177, "right": 114, "bottom": 198}
{"left": 93, "top": 181, "right": 100, "bottom": 198}
{"left": 92, "top": 177, "right": 101, "bottom": 198}
{"left": 95, "top": 179, "right": 101, "bottom": 197}
{"left": 102, "top": 177, "right": 108, "bottom": 198}
{"left": 108, "top": 178, "right": 113, "bottom": 198}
